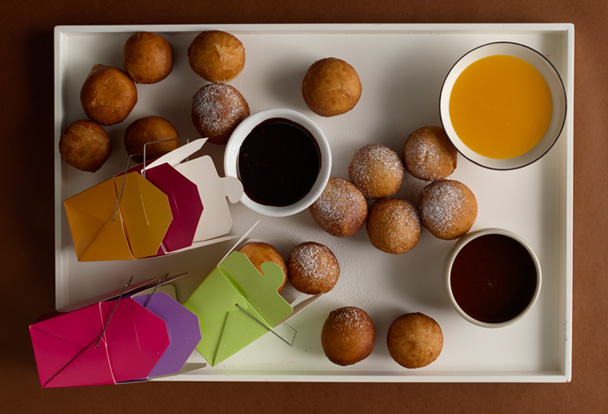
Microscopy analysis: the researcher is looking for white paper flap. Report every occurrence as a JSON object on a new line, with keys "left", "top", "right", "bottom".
{"left": 144, "top": 138, "right": 207, "bottom": 171}
{"left": 175, "top": 156, "right": 244, "bottom": 242}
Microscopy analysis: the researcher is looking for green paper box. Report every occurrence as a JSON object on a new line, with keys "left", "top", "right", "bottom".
{"left": 184, "top": 249, "right": 300, "bottom": 366}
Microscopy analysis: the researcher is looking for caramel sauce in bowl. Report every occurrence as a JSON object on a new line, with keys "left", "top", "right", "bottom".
{"left": 445, "top": 228, "right": 542, "bottom": 328}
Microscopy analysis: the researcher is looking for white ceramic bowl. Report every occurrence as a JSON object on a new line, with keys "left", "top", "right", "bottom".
{"left": 224, "top": 108, "right": 332, "bottom": 217}
{"left": 445, "top": 228, "right": 542, "bottom": 328}
{"left": 440, "top": 42, "right": 567, "bottom": 170}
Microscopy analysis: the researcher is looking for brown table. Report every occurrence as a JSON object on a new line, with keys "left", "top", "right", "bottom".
{"left": 2, "top": 0, "right": 606, "bottom": 412}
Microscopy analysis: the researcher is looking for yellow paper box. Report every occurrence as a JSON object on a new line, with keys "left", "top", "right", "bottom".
{"left": 64, "top": 172, "right": 172, "bottom": 261}
{"left": 64, "top": 139, "right": 243, "bottom": 261}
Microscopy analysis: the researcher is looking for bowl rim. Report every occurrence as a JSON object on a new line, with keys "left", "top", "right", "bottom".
{"left": 224, "top": 107, "right": 332, "bottom": 217}
{"left": 444, "top": 228, "right": 543, "bottom": 328}
{"left": 439, "top": 41, "right": 567, "bottom": 171}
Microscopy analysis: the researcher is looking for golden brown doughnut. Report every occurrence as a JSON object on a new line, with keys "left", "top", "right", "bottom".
{"left": 123, "top": 32, "right": 173, "bottom": 84}
{"left": 419, "top": 179, "right": 478, "bottom": 240}
{"left": 188, "top": 30, "right": 245, "bottom": 82}
{"left": 238, "top": 242, "right": 288, "bottom": 292}
{"left": 302, "top": 57, "right": 362, "bottom": 117}
{"left": 123, "top": 116, "right": 179, "bottom": 162}
{"left": 309, "top": 177, "right": 368, "bottom": 238}
{"left": 387, "top": 313, "right": 443, "bottom": 369}
{"left": 287, "top": 242, "right": 340, "bottom": 294}
{"left": 59, "top": 120, "right": 111, "bottom": 173}
{"left": 321, "top": 307, "right": 375, "bottom": 366}
{"left": 80, "top": 64, "right": 137, "bottom": 126}
{"left": 349, "top": 144, "right": 405, "bottom": 199}
{"left": 366, "top": 198, "right": 421, "bottom": 254}
{"left": 403, "top": 126, "right": 457, "bottom": 181}
{"left": 191, "top": 83, "right": 250, "bottom": 145}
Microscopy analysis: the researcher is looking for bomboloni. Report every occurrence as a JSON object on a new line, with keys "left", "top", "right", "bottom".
{"left": 188, "top": 30, "right": 245, "bottom": 82}
{"left": 349, "top": 144, "right": 404, "bottom": 199}
{"left": 191, "top": 83, "right": 250, "bottom": 145}
{"left": 302, "top": 57, "right": 362, "bottom": 117}
{"left": 366, "top": 198, "right": 421, "bottom": 254}
{"left": 419, "top": 179, "right": 478, "bottom": 240}
{"left": 403, "top": 126, "right": 457, "bottom": 181}
{"left": 321, "top": 307, "right": 375, "bottom": 366}
{"left": 387, "top": 313, "right": 443, "bottom": 369}
{"left": 309, "top": 177, "right": 368, "bottom": 237}
{"left": 287, "top": 242, "right": 340, "bottom": 294}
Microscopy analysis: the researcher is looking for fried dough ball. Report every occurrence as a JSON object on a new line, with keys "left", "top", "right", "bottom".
{"left": 80, "top": 64, "right": 137, "bottom": 126}
{"left": 366, "top": 198, "right": 421, "bottom": 254}
{"left": 309, "top": 178, "right": 368, "bottom": 237}
{"left": 403, "top": 126, "right": 457, "bottom": 180}
{"left": 123, "top": 32, "right": 173, "bottom": 84}
{"left": 349, "top": 144, "right": 404, "bottom": 199}
{"left": 59, "top": 120, "right": 111, "bottom": 173}
{"left": 123, "top": 116, "right": 179, "bottom": 162}
{"left": 188, "top": 30, "right": 245, "bottom": 82}
{"left": 302, "top": 57, "right": 362, "bottom": 117}
{"left": 191, "top": 83, "right": 250, "bottom": 145}
{"left": 238, "top": 242, "right": 288, "bottom": 292}
{"left": 419, "top": 179, "right": 478, "bottom": 240}
{"left": 321, "top": 307, "right": 375, "bottom": 366}
{"left": 387, "top": 313, "right": 443, "bottom": 369}
{"left": 287, "top": 242, "right": 340, "bottom": 294}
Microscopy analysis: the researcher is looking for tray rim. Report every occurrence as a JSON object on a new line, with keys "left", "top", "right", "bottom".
{"left": 53, "top": 23, "right": 574, "bottom": 383}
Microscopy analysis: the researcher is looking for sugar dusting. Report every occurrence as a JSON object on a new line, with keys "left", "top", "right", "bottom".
{"left": 191, "top": 83, "right": 248, "bottom": 137}
{"left": 329, "top": 306, "right": 371, "bottom": 334}
{"left": 310, "top": 178, "right": 367, "bottom": 235}
{"left": 290, "top": 242, "right": 340, "bottom": 286}
{"left": 349, "top": 144, "right": 404, "bottom": 197}
{"left": 369, "top": 199, "right": 421, "bottom": 253}
{"left": 421, "top": 180, "right": 472, "bottom": 235}
{"left": 404, "top": 127, "right": 456, "bottom": 180}
{"left": 386, "top": 200, "right": 420, "bottom": 248}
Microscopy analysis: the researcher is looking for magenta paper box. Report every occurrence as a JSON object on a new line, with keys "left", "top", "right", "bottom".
{"left": 29, "top": 297, "right": 170, "bottom": 388}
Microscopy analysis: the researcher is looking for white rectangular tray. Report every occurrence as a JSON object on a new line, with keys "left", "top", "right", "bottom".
{"left": 54, "top": 23, "right": 574, "bottom": 382}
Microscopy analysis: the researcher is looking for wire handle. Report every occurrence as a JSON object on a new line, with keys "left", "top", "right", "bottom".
{"left": 95, "top": 275, "right": 133, "bottom": 348}
{"left": 234, "top": 303, "right": 297, "bottom": 347}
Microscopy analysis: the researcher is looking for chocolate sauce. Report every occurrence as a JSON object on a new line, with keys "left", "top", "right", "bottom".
{"left": 237, "top": 118, "right": 321, "bottom": 207}
{"left": 450, "top": 234, "right": 537, "bottom": 324}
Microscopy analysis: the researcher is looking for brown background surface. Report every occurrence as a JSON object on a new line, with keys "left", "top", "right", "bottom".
{"left": 1, "top": 0, "right": 606, "bottom": 412}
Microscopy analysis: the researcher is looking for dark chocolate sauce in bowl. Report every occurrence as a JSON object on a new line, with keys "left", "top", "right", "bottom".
{"left": 450, "top": 233, "right": 538, "bottom": 324}
{"left": 237, "top": 118, "right": 321, "bottom": 207}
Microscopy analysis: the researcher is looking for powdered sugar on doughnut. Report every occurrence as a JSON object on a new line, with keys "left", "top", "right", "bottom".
{"left": 287, "top": 242, "right": 341, "bottom": 295}
{"left": 367, "top": 198, "right": 421, "bottom": 254}
{"left": 289, "top": 242, "right": 339, "bottom": 286}
{"left": 191, "top": 82, "right": 249, "bottom": 142}
{"left": 349, "top": 144, "right": 404, "bottom": 199}
{"left": 383, "top": 200, "right": 421, "bottom": 248}
{"left": 329, "top": 307, "right": 372, "bottom": 334}
{"left": 404, "top": 126, "right": 457, "bottom": 181}
{"left": 310, "top": 178, "right": 367, "bottom": 237}
{"left": 420, "top": 180, "right": 477, "bottom": 239}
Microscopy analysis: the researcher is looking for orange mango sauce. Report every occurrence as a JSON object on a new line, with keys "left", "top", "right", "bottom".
{"left": 449, "top": 55, "right": 553, "bottom": 159}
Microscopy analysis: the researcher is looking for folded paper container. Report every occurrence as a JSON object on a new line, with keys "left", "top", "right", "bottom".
{"left": 63, "top": 138, "right": 243, "bottom": 261}
{"left": 184, "top": 225, "right": 323, "bottom": 367}
{"left": 29, "top": 274, "right": 202, "bottom": 387}
{"left": 31, "top": 226, "right": 324, "bottom": 386}
{"left": 40, "top": 140, "right": 325, "bottom": 385}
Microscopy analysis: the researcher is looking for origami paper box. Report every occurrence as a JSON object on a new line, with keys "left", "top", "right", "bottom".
{"left": 63, "top": 138, "right": 243, "bottom": 261}
{"left": 184, "top": 251, "right": 293, "bottom": 366}
{"left": 29, "top": 297, "right": 170, "bottom": 388}
{"left": 132, "top": 292, "right": 201, "bottom": 377}
{"left": 64, "top": 171, "right": 173, "bottom": 261}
